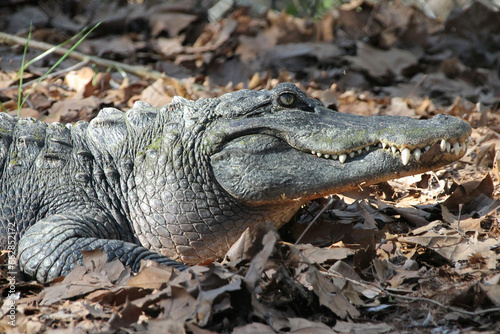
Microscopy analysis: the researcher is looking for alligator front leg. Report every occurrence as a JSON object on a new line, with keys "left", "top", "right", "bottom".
{"left": 18, "top": 212, "right": 186, "bottom": 283}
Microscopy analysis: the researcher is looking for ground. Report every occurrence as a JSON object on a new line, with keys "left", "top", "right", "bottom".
{"left": 1, "top": 0, "right": 500, "bottom": 333}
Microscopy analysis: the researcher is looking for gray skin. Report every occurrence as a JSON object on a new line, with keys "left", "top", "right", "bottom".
{"left": 0, "top": 83, "right": 471, "bottom": 283}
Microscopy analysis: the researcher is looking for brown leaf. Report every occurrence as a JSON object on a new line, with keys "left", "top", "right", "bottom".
{"left": 224, "top": 223, "right": 277, "bottom": 269}
{"left": 148, "top": 319, "right": 186, "bottom": 334}
{"left": 288, "top": 317, "right": 332, "bottom": 333}
{"left": 306, "top": 266, "right": 360, "bottom": 319}
{"left": 130, "top": 288, "right": 170, "bottom": 310}
{"left": 81, "top": 249, "right": 109, "bottom": 271}
{"left": 87, "top": 286, "right": 149, "bottom": 305}
{"left": 132, "top": 78, "right": 174, "bottom": 107}
{"left": 150, "top": 12, "right": 199, "bottom": 38}
{"left": 39, "top": 250, "right": 130, "bottom": 305}
{"left": 442, "top": 174, "right": 495, "bottom": 215}
{"left": 298, "top": 244, "right": 355, "bottom": 265}
{"left": 87, "top": 36, "right": 137, "bottom": 60}
{"left": 0, "top": 71, "right": 15, "bottom": 89}
{"left": 108, "top": 298, "right": 142, "bottom": 329}
{"left": 127, "top": 261, "right": 176, "bottom": 289}
{"left": 492, "top": 149, "right": 500, "bottom": 181}
{"left": 156, "top": 37, "right": 185, "bottom": 57}
{"left": 333, "top": 320, "right": 393, "bottom": 334}
{"left": 244, "top": 229, "right": 277, "bottom": 291}
{"left": 47, "top": 96, "right": 100, "bottom": 123}
{"left": 353, "top": 232, "right": 377, "bottom": 271}
{"left": 347, "top": 42, "right": 418, "bottom": 82}
{"left": 232, "top": 322, "right": 275, "bottom": 334}
{"left": 196, "top": 279, "right": 242, "bottom": 327}
{"left": 356, "top": 201, "right": 379, "bottom": 230}
{"left": 329, "top": 260, "right": 362, "bottom": 283}
{"left": 64, "top": 67, "right": 111, "bottom": 98}
{"left": 441, "top": 206, "right": 483, "bottom": 233}
{"left": 401, "top": 231, "right": 498, "bottom": 263}
{"left": 250, "top": 295, "right": 291, "bottom": 332}
{"left": 387, "top": 268, "right": 421, "bottom": 288}
{"left": 372, "top": 258, "right": 395, "bottom": 283}
{"left": 8, "top": 108, "right": 42, "bottom": 119}
{"left": 386, "top": 97, "right": 416, "bottom": 117}
{"left": 39, "top": 267, "right": 103, "bottom": 305}
{"left": 158, "top": 286, "right": 198, "bottom": 323}
{"left": 391, "top": 206, "right": 431, "bottom": 227}
{"left": 186, "top": 323, "right": 219, "bottom": 334}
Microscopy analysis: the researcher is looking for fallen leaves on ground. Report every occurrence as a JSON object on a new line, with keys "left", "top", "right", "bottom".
{"left": 1, "top": 0, "right": 500, "bottom": 333}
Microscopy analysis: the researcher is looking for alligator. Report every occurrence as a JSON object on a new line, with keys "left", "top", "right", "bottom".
{"left": 0, "top": 83, "right": 471, "bottom": 283}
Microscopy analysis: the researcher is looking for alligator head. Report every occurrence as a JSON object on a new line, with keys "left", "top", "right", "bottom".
{"left": 124, "top": 83, "right": 471, "bottom": 263}
{"left": 206, "top": 83, "right": 471, "bottom": 206}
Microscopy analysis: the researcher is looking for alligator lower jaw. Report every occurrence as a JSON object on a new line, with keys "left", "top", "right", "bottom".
{"left": 308, "top": 136, "right": 472, "bottom": 166}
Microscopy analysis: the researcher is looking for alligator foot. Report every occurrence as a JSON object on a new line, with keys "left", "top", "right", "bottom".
{"left": 18, "top": 212, "right": 185, "bottom": 283}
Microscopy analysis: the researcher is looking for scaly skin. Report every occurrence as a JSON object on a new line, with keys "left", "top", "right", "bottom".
{"left": 0, "top": 83, "right": 471, "bottom": 282}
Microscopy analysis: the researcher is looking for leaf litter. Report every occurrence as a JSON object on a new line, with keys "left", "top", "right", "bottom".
{"left": 1, "top": 0, "right": 500, "bottom": 333}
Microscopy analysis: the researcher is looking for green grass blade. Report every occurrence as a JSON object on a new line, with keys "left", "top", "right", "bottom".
{"left": 21, "top": 28, "right": 90, "bottom": 70}
{"left": 18, "top": 21, "right": 102, "bottom": 112}
{"left": 16, "top": 24, "right": 32, "bottom": 115}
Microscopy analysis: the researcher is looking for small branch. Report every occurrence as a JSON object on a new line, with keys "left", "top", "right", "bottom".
{"left": 294, "top": 197, "right": 334, "bottom": 245}
{"left": 327, "top": 270, "right": 500, "bottom": 317}
{"left": 327, "top": 272, "right": 500, "bottom": 317}
{"left": 0, "top": 31, "right": 167, "bottom": 81}
{"left": 386, "top": 291, "right": 500, "bottom": 316}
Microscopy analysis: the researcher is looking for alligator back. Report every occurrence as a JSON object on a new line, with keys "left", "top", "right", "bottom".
{"left": 0, "top": 114, "right": 86, "bottom": 247}
{"left": 0, "top": 101, "right": 173, "bottom": 249}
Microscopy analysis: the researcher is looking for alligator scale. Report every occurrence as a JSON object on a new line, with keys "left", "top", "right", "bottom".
{"left": 0, "top": 83, "right": 471, "bottom": 282}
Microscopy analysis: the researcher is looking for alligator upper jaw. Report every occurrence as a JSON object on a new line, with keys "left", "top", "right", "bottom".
{"left": 305, "top": 135, "right": 470, "bottom": 166}
{"left": 209, "top": 105, "right": 472, "bottom": 206}
{"left": 210, "top": 133, "right": 469, "bottom": 206}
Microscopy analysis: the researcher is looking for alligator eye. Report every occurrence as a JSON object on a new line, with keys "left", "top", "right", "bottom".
{"left": 278, "top": 93, "right": 296, "bottom": 107}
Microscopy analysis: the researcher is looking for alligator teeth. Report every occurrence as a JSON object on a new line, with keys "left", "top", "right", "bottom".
{"left": 440, "top": 139, "right": 446, "bottom": 151}
{"left": 401, "top": 148, "right": 411, "bottom": 165}
{"left": 310, "top": 137, "right": 468, "bottom": 164}
{"left": 414, "top": 148, "right": 421, "bottom": 161}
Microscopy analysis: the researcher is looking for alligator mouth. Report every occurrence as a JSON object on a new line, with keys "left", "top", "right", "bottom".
{"left": 306, "top": 136, "right": 471, "bottom": 165}
{"left": 209, "top": 101, "right": 472, "bottom": 205}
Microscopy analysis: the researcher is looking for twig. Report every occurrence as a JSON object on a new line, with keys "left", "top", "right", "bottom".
{"left": 385, "top": 291, "right": 500, "bottom": 316}
{"left": 294, "top": 197, "right": 334, "bottom": 245}
{"left": 33, "top": 60, "right": 89, "bottom": 81}
{"left": 457, "top": 203, "right": 463, "bottom": 233}
{"left": 0, "top": 31, "right": 166, "bottom": 81}
{"left": 327, "top": 270, "right": 500, "bottom": 317}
